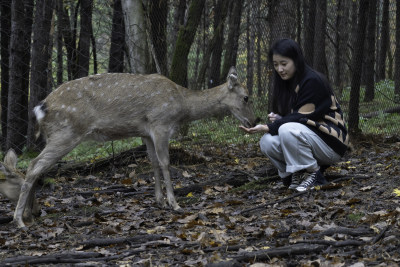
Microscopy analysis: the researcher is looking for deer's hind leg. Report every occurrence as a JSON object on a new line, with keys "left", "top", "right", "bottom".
{"left": 14, "top": 132, "right": 83, "bottom": 228}
{"left": 150, "top": 130, "right": 181, "bottom": 211}
{"left": 142, "top": 137, "right": 166, "bottom": 208}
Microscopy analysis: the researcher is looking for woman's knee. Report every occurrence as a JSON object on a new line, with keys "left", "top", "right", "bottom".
{"left": 260, "top": 134, "right": 279, "bottom": 156}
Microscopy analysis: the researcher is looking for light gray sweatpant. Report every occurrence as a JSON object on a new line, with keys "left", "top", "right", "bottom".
{"left": 260, "top": 122, "right": 342, "bottom": 178}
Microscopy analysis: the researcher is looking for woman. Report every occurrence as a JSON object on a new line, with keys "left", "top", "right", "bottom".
{"left": 240, "top": 38, "right": 349, "bottom": 192}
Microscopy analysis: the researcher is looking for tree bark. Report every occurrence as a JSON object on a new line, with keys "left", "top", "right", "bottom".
{"left": 348, "top": 0, "right": 369, "bottom": 135}
{"left": 376, "top": 0, "right": 389, "bottom": 82}
{"left": 303, "top": 0, "right": 316, "bottom": 66}
{"left": 27, "top": 0, "right": 54, "bottom": 151}
{"left": 395, "top": 0, "right": 400, "bottom": 98}
{"left": 246, "top": 0, "right": 255, "bottom": 96}
{"left": 313, "top": 0, "right": 328, "bottom": 76}
{"left": 221, "top": 0, "right": 244, "bottom": 81}
{"left": 169, "top": 0, "right": 205, "bottom": 87}
{"left": 76, "top": 0, "right": 93, "bottom": 78}
{"left": 148, "top": 0, "right": 168, "bottom": 76}
{"left": 363, "top": 0, "right": 377, "bottom": 102}
{"left": 121, "top": 0, "right": 149, "bottom": 74}
{"left": 108, "top": 0, "right": 125, "bottom": 73}
{"left": 0, "top": 0, "right": 11, "bottom": 150}
{"left": 6, "top": 0, "right": 34, "bottom": 153}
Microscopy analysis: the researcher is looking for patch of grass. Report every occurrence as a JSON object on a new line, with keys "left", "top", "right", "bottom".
{"left": 347, "top": 212, "right": 364, "bottom": 222}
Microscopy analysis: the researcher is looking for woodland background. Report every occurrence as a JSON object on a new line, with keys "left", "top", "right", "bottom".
{"left": 0, "top": 0, "right": 400, "bottom": 155}
{"left": 1, "top": 1, "right": 400, "bottom": 266}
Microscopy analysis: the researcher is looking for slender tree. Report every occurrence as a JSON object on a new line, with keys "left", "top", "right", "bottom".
{"left": 121, "top": 0, "right": 148, "bottom": 74}
{"left": 363, "top": 0, "right": 377, "bottom": 102}
{"left": 395, "top": 0, "right": 400, "bottom": 99}
{"left": 221, "top": 0, "right": 244, "bottom": 81}
{"left": 376, "top": 0, "right": 389, "bottom": 82}
{"left": 170, "top": 0, "right": 205, "bottom": 87}
{"left": 0, "top": 0, "right": 11, "bottom": 149}
{"left": 348, "top": 0, "right": 369, "bottom": 134}
{"left": 313, "top": 0, "right": 328, "bottom": 76}
{"left": 246, "top": 0, "right": 256, "bottom": 96}
{"left": 303, "top": 0, "right": 316, "bottom": 66}
{"left": 148, "top": 0, "right": 168, "bottom": 76}
{"left": 76, "top": 0, "right": 93, "bottom": 78}
{"left": 108, "top": 0, "right": 125, "bottom": 73}
{"left": 207, "top": 0, "right": 230, "bottom": 88}
{"left": 6, "top": 0, "right": 34, "bottom": 153}
{"left": 27, "top": 0, "right": 55, "bottom": 151}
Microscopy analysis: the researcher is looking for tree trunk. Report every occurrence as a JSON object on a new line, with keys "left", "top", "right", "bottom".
{"left": 376, "top": 0, "right": 389, "bottom": 82}
{"left": 0, "top": 0, "right": 11, "bottom": 150}
{"left": 334, "top": 0, "right": 350, "bottom": 97}
{"left": 395, "top": 0, "right": 400, "bottom": 98}
{"left": 196, "top": 0, "right": 230, "bottom": 90}
{"left": 348, "top": 0, "right": 369, "bottom": 135}
{"left": 56, "top": 0, "right": 63, "bottom": 85}
{"left": 169, "top": 0, "right": 205, "bottom": 87}
{"left": 246, "top": 0, "right": 255, "bottom": 96}
{"left": 108, "top": 0, "right": 125, "bottom": 73}
{"left": 303, "top": 0, "right": 316, "bottom": 66}
{"left": 169, "top": 0, "right": 186, "bottom": 60}
{"left": 221, "top": 0, "right": 244, "bottom": 81}
{"left": 149, "top": 0, "right": 168, "bottom": 76}
{"left": 6, "top": 0, "right": 34, "bottom": 153}
{"left": 363, "top": 0, "right": 377, "bottom": 102}
{"left": 267, "top": 0, "right": 296, "bottom": 111}
{"left": 76, "top": 0, "right": 93, "bottom": 78}
{"left": 313, "top": 0, "right": 328, "bottom": 76}
{"left": 121, "top": 0, "right": 149, "bottom": 74}
{"left": 207, "top": 0, "right": 230, "bottom": 88}
{"left": 27, "top": 0, "right": 54, "bottom": 151}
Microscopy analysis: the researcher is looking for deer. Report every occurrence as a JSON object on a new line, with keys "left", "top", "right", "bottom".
{"left": 0, "top": 66, "right": 256, "bottom": 229}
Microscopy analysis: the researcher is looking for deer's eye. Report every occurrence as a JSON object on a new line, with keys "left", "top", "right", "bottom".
{"left": 244, "top": 96, "right": 249, "bottom": 103}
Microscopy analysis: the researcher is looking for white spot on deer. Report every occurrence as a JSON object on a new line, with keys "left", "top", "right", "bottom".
{"left": 61, "top": 104, "right": 66, "bottom": 109}
{"left": 67, "top": 87, "right": 71, "bottom": 91}
{"left": 99, "top": 83, "right": 102, "bottom": 87}
{"left": 33, "top": 106, "right": 45, "bottom": 122}
{"left": 90, "top": 82, "right": 94, "bottom": 86}
{"left": 77, "top": 92, "right": 82, "bottom": 98}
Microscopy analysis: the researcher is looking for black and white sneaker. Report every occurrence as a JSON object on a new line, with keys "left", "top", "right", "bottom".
{"left": 296, "top": 170, "right": 327, "bottom": 192}
{"left": 288, "top": 171, "right": 304, "bottom": 190}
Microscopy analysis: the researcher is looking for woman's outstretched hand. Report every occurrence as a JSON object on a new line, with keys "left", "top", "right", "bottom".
{"left": 239, "top": 124, "right": 269, "bottom": 134}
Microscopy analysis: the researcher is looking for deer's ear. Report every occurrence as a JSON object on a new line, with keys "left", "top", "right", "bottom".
{"left": 227, "top": 66, "right": 238, "bottom": 90}
{"left": 3, "top": 149, "right": 18, "bottom": 171}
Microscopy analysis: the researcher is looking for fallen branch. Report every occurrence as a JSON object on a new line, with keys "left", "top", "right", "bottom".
{"left": 232, "top": 243, "right": 326, "bottom": 262}
{"left": 296, "top": 239, "right": 365, "bottom": 247}
{"left": 319, "top": 226, "right": 374, "bottom": 237}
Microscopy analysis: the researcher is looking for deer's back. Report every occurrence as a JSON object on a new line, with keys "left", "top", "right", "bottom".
{"left": 40, "top": 73, "right": 187, "bottom": 141}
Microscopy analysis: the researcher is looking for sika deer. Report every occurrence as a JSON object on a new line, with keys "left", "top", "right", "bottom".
{"left": 0, "top": 66, "right": 256, "bottom": 229}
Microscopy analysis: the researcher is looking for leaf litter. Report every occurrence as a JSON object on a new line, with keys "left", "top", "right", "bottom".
{"left": 0, "top": 139, "right": 399, "bottom": 266}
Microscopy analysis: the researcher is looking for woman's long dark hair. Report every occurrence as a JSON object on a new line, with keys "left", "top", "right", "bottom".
{"left": 268, "top": 39, "right": 308, "bottom": 116}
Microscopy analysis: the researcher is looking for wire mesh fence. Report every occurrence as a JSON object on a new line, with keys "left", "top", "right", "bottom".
{"left": 1, "top": 0, "right": 399, "bottom": 164}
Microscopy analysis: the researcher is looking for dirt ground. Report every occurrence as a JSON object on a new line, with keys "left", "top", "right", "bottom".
{"left": 0, "top": 136, "right": 399, "bottom": 266}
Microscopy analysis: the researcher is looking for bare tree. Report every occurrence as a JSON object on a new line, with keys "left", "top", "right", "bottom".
{"left": 363, "top": 0, "right": 377, "bottom": 102}
{"left": 221, "top": 0, "right": 244, "bottom": 80}
{"left": 121, "top": 0, "right": 149, "bottom": 74}
{"left": 108, "top": 0, "right": 125, "bottom": 73}
{"left": 76, "top": 0, "right": 93, "bottom": 78}
{"left": 313, "top": 0, "right": 328, "bottom": 76}
{"left": 6, "top": 0, "right": 34, "bottom": 153}
{"left": 395, "top": 0, "right": 400, "bottom": 99}
{"left": 169, "top": 0, "right": 205, "bottom": 87}
{"left": 348, "top": 0, "right": 369, "bottom": 134}
{"left": 246, "top": 0, "right": 256, "bottom": 96}
{"left": 0, "top": 0, "right": 11, "bottom": 149}
{"left": 303, "top": 0, "right": 316, "bottom": 66}
{"left": 27, "top": 0, "right": 55, "bottom": 151}
{"left": 376, "top": 0, "right": 389, "bottom": 82}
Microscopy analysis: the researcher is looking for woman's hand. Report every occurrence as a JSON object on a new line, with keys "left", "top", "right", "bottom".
{"left": 239, "top": 124, "right": 269, "bottom": 134}
{"left": 268, "top": 112, "right": 282, "bottom": 122}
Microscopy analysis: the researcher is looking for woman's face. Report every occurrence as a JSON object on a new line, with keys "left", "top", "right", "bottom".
{"left": 272, "top": 54, "right": 296, "bottom": 80}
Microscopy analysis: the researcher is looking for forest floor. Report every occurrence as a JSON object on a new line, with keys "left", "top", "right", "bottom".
{"left": 0, "top": 135, "right": 399, "bottom": 266}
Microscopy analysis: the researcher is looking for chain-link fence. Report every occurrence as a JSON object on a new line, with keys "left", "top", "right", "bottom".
{"left": 1, "top": 0, "right": 399, "bottom": 163}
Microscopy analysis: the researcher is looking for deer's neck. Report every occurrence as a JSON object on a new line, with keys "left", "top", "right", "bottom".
{"left": 183, "top": 84, "right": 227, "bottom": 122}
